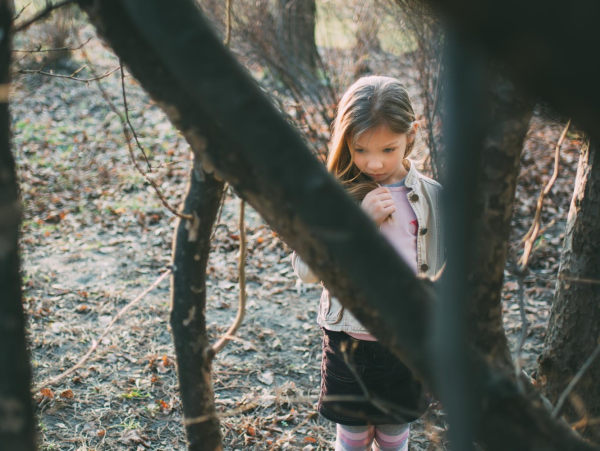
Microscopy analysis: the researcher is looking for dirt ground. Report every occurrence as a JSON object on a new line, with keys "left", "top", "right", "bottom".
{"left": 12, "top": 23, "right": 583, "bottom": 451}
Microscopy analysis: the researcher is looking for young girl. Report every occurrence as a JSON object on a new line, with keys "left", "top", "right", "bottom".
{"left": 291, "top": 76, "right": 444, "bottom": 451}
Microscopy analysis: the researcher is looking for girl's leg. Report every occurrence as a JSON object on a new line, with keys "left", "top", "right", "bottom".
{"left": 372, "top": 423, "right": 410, "bottom": 451}
{"left": 335, "top": 424, "right": 375, "bottom": 451}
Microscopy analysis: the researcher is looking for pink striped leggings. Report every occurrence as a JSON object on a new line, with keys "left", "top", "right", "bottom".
{"left": 335, "top": 423, "right": 410, "bottom": 451}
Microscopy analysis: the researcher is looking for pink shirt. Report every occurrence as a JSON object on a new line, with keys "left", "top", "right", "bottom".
{"left": 347, "top": 184, "right": 418, "bottom": 341}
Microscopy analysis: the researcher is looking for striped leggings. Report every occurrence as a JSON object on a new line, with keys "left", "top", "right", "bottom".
{"left": 335, "top": 423, "right": 410, "bottom": 451}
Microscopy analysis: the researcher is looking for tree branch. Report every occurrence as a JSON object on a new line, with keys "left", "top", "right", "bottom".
{"left": 13, "top": 36, "right": 92, "bottom": 53}
{"left": 13, "top": 0, "right": 76, "bottom": 33}
{"left": 210, "top": 197, "right": 247, "bottom": 355}
{"left": 170, "top": 161, "right": 225, "bottom": 450}
{"left": 18, "top": 65, "right": 119, "bottom": 83}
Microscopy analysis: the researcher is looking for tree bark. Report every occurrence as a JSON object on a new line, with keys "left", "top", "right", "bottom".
{"left": 76, "top": 1, "right": 598, "bottom": 450}
{"left": 537, "top": 140, "right": 600, "bottom": 441}
{"left": 277, "top": 0, "right": 318, "bottom": 74}
{"left": 0, "top": 1, "right": 37, "bottom": 449}
{"left": 468, "top": 69, "right": 533, "bottom": 366}
{"left": 170, "top": 163, "right": 224, "bottom": 450}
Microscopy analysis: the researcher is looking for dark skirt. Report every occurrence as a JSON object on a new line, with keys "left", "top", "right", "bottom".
{"left": 318, "top": 328, "right": 430, "bottom": 426}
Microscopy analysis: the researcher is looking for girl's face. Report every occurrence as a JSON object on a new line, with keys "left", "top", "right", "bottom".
{"left": 351, "top": 124, "right": 414, "bottom": 185}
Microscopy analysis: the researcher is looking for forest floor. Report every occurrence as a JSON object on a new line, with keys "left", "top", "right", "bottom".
{"left": 12, "top": 22, "right": 584, "bottom": 451}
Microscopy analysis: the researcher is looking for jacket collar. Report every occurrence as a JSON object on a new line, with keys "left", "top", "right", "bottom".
{"left": 404, "top": 159, "right": 420, "bottom": 190}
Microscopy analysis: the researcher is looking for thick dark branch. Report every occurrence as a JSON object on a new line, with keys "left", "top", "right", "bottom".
{"left": 424, "top": 0, "right": 600, "bottom": 141}
{"left": 76, "top": 1, "right": 598, "bottom": 450}
{"left": 434, "top": 33, "right": 487, "bottom": 451}
{"left": 467, "top": 68, "right": 533, "bottom": 365}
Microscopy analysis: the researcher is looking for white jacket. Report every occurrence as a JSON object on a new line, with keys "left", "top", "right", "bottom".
{"left": 291, "top": 162, "right": 445, "bottom": 334}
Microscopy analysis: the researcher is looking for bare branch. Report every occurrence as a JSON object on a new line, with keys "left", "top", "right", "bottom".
{"left": 119, "top": 60, "right": 151, "bottom": 169}
{"left": 13, "top": 36, "right": 91, "bottom": 53}
{"left": 35, "top": 269, "right": 170, "bottom": 391}
{"left": 14, "top": 0, "right": 76, "bottom": 33}
{"left": 224, "top": 0, "right": 232, "bottom": 46}
{"left": 211, "top": 197, "right": 247, "bottom": 354}
{"left": 518, "top": 118, "right": 572, "bottom": 271}
{"left": 553, "top": 339, "right": 600, "bottom": 419}
{"left": 78, "top": 47, "right": 192, "bottom": 220}
{"left": 210, "top": 183, "right": 228, "bottom": 242}
{"left": 18, "top": 65, "right": 119, "bottom": 84}
{"left": 12, "top": 2, "right": 31, "bottom": 24}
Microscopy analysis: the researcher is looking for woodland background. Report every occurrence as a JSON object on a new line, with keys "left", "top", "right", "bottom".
{"left": 2, "top": 0, "right": 598, "bottom": 450}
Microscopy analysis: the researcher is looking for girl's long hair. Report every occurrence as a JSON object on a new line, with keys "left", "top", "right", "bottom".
{"left": 327, "top": 76, "right": 417, "bottom": 203}
{"left": 326, "top": 76, "right": 417, "bottom": 324}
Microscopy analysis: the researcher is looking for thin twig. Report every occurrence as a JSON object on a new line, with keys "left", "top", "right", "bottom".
{"left": 114, "top": 65, "right": 190, "bottom": 219}
{"left": 552, "top": 338, "right": 600, "bottom": 418}
{"left": 210, "top": 183, "right": 229, "bottom": 242}
{"left": 11, "top": 2, "right": 31, "bottom": 24}
{"left": 560, "top": 275, "right": 600, "bottom": 285}
{"left": 211, "top": 197, "right": 247, "bottom": 354}
{"left": 13, "top": 36, "right": 91, "bottom": 53}
{"left": 14, "top": 0, "right": 76, "bottom": 33}
{"left": 224, "top": 0, "right": 233, "bottom": 46}
{"left": 119, "top": 59, "right": 151, "bottom": 169}
{"left": 518, "top": 119, "right": 571, "bottom": 271}
{"left": 513, "top": 120, "right": 572, "bottom": 391}
{"left": 79, "top": 47, "right": 191, "bottom": 220}
{"left": 19, "top": 65, "right": 119, "bottom": 84}
{"left": 514, "top": 273, "right": 528, "bottom": 391}
{"left": 35, "top": 269, "right": 170, "bottom": 391}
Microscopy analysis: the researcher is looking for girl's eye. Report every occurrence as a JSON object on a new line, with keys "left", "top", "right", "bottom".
{"left": 383, "top": 148, "right": 395, "bottom": 153}
{"left": 355, "top": 148, "right": 365, "bottom": 154}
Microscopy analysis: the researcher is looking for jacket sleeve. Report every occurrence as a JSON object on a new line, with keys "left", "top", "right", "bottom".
{"left": 291, "top": 252, "right": 320, "bottom": 283}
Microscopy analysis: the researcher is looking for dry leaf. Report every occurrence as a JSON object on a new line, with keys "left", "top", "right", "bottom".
{"left": 40, "top": 388, "right": 54, "bottom": 399}
{"left": 60, "top": 389, "right": 74, "bottom": 399}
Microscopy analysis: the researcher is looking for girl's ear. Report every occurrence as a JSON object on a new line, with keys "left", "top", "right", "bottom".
{"left": 411, "top": 121, "right": 419, "bottom": 137}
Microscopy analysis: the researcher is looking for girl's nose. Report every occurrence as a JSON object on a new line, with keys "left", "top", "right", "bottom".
{"left": 367, "top": 158, "right": 383, "bottom": 170}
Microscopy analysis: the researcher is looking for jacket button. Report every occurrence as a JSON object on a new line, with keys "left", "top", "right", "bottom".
{"left": 410, "top": 193, "right": 419, "bottom": 202}
{"left": 420, "top": 227, "right": 428, "bottom": 235}
{"left": 420, "top": 263, "right": 429, "bottom": 272}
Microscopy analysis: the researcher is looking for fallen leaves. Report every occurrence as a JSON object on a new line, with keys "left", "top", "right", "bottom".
{"left": 40, "top": 388, "right": 54, "bottom": 399}
{"left": 60, "top": 389, "right": 74, "bottom": 399}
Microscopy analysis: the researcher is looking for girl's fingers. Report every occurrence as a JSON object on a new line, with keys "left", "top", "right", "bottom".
{"left": 379, "top": 200, "right": 395, "bottom": 208}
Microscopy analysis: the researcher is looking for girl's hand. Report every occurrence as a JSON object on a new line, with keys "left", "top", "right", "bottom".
{"left": 361, "top": 187, "right": 395, "bottom": 226}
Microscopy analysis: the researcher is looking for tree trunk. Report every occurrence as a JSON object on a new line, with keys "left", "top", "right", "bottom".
{"left": 170, "top": 163, "right": 224, "bottom": 451}
{"left": 537, "top": 140, "right": 600, "bottom": 441}
{"left": 77, "top": 1, "right": 599, "bottom": 450}
{"left": 468, "top": 69, "right": 533, "bottom": 367}
{"left": 0, "top": 1, "right": 37, "bottom": 449}
{"left": 277, "top": 0, "right": 318, "bottom": 74}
